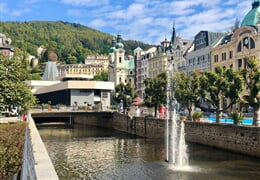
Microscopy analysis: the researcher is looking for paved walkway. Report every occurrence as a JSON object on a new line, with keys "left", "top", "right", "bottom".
{"left": 0, "top": 116, "right": 21, "bottom": 123}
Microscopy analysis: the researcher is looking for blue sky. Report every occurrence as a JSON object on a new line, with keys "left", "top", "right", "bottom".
{"left": 0, "top": 0, "right": 253, "bottom": 44}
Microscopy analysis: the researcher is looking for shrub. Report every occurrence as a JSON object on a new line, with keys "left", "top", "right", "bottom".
{"left": 230, "top": 112, "right": 244, "bottom": 125}
{"left": 0, "top": 122, "right": 26, "bottom": 179}
{"left": 192, "top": 111, "right": 204, "bottom": 119}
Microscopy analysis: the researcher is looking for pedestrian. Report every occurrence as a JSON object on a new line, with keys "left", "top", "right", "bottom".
{"left": 22, "top": 114, "right": 27, "bottom": 121}
{"left": 41, "top": 103, "right": 44, "bottom": 111}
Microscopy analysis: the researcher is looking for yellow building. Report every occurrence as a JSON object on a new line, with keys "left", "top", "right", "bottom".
{"left": 85, "top": 54, "right": 109, "bottom": 71}
{"left": 57, "top": 63, "right": 105, "bottom": 77}
{"left": 210, "top": 0, "right": 260, "bottom": 112}
{"left": 211, "top": 0, "right": 260, "bottom": 71}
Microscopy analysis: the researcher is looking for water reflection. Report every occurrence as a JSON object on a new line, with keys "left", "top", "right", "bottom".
{"left": 38, "top": 124, "right": 260, "bottom": 180}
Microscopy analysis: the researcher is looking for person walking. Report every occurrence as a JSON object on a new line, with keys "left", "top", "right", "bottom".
{"left": 41, "top": 103, "right": 44, "bottom": 111}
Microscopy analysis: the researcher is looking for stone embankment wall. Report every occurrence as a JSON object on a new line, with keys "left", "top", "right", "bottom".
{"left": 73, "top": 112, "right": 260, "bottom": 158}
{"left": 112, "top": 113, "right": 165, "bottom": 138}
{"left": 184, "top": 122, "right": 260, "bottom": 158}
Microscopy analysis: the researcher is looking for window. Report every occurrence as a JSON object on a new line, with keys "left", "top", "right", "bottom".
{"left": 237, "top": 41, "right": 242, "bottom": 52}
{"left": 238, "top": 59, "right": 242, "bottom": 69}
{"left": 119, "top": 57, "right": 122, "bottom": 63}
{"left": 229, "top": 51, "right": 233, "bottom": 59}
{"left": 222, "top": 53, "right": 226, "bottom": 61}
{"left": 250, "top": 38, "right": 255, "bottom": 49}
{"left": 214, "top": 55, "right": 218, "bottom": 63}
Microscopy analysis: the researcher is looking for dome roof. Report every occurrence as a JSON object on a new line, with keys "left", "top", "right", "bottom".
{"left": 134, "top": 46, "right": 142, "bottom": 51}
{"left": 110, "top": 46, "right": 116, "bottom": 53}
{"left": 241, "top": 0, "right": 260, "bottom": 27}
{"left": 116, "top": 42, "right": 124, "bottom": 49}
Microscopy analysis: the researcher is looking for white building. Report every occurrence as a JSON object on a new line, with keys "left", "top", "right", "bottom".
{"left": 108, "top": 34, "right": 135, "bottom": 87}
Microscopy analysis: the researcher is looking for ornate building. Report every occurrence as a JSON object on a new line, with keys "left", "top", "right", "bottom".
{"left": 134, "top": 23, "right": 192, "bottom": 98}
{"left": 167, "top": 23, "right": 192, "bottom": 73}
{"left": 211, "top": 0, "right": 260, "bottom": 71}
{"left": 108, "top": 34, "right": 135, "bottom": 87}
{"left": 210, "top": 0, "right": 260, "bottom": 113}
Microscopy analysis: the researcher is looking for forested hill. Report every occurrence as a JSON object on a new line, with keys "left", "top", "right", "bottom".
{"left": 0, "top": 21, "right": 153, "bottom": 64}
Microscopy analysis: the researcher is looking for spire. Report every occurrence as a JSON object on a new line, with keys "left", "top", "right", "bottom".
{"left": 171, "top": 21, "right": 176, "bottom": 46}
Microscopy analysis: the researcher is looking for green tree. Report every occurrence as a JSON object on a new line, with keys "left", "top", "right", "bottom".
{"left": 241, "top": 57, "right": 260, "bottom": 126}
{"left": 200, "top": 67, "right": 244, "bottom": 123}
{"left": 115, "top": 82, "right": 135, "bottom": 109}
{"left": 94, "top": 71, "right": 108, "bottom": 81}
{"left": 0, "top": 21, "right": 153, "bottom": 63}
{"left": 144, "top": 72, "right": 167, "bottom": 117}
{"left": 0, "top": 54, "right": 36, "bottom": 112}
{"left": 174, "top": 71, "right": 203, "bottom": 121}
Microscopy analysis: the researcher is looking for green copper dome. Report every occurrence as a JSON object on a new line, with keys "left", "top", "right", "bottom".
{"left": 241, "top": 0, "right": 260, "bottom": 27}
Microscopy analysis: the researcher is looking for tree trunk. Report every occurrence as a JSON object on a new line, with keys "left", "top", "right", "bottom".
{"left": 154, "top": 105, "right": 158, "bottom": 118}
{"left": 216, "top": 100, "right": 222, "bottom": 123}
{"left": 188, "top": 108, "right": 193, "bottom": 121}
{"left": 252, "top": 106, "right": 260, "bottom": 126}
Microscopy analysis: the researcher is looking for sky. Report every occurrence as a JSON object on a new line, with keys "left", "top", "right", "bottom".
{"left": 0, "top": 0, "right": 254, "bottom": 44}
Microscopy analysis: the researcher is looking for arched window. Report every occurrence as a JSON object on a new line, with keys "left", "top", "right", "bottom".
{"left": 237, "top": 41, "right": 242, "bottom": 52}
{"left": 250, "top": 38, "right": 255, "bottom": 49}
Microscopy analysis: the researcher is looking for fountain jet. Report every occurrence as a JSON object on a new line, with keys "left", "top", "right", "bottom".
{"left": 165, "top": 63, "right": 189, "bottom": 168}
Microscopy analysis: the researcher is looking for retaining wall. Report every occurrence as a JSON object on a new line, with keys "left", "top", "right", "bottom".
{"left": 74, "top": 112, "right": 260, "bottom": 158}
{"left": 184, "top": 121, "right": 260, "bottom": 157}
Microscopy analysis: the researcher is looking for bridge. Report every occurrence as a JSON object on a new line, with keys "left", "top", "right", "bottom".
{"left": 30, "top": 109, "right": 114, "bottom": 124}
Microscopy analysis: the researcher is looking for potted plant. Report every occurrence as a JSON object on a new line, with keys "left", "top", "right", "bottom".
{"left": 192, "top": 111, "right": 204, "bottom": 122}
{"left": 180, "top": 116, "right": 187, "bottom": 122}
{"left": 230, "top": 111, "right": 244, "bottom": 125}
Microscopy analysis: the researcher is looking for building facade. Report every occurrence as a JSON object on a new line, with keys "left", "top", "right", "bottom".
{"left": 85, "top": 54, "right": 109, "bottom": 71}
{"left": 57, "top": 63, "right": 105, "bottom": 77}
{"left": 211, "top": 0, "right": 260, "bottom": 71}
{"left": 185, "top": 31, "right": 224, "bottom": 76}
{"left": 26, "top": 76, "right": 114, "bottom": 108}
{"left": 108, "top": 34, "right": 135, "bottom": 87}
{"left": 209, "top": 0, "right": 260, "bottom": 112}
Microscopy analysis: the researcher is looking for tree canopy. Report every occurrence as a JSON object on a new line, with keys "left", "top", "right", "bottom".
{"left": 174, "top": 71, "right": 203, "bottom": 120}
{"left": 0, "top": 21, "right": 153, "bottom": 64}
{"left": 115, "top": 83, "right": 136, "bottom": 110}
{"left": 199, "top": 67, "right": 244, "bottom": 123}
{"left": 240, "top": 57, "right": 260, "bottom": 126}
{"left": 0, "top": 54, "right": 36, "bottom": 112}
{"left": 144, "top": 72, "right": 167, "bottom": 117}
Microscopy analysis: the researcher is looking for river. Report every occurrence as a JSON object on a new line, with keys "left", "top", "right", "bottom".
{"left": 38, "top": 123, "right": 260, "bottom": 180}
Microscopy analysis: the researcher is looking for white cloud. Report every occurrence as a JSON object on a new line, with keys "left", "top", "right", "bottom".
{"left": 25, "top": 0, "right": 39, "bottom": 3}
{"left": 60, "top": 0, "right": 109, "bottom": 7}
{"left": 12, "top": 8, "right": 31, "bottom": 17}
{"left": 0, "top": 0, "right": 254, "bottom": 44}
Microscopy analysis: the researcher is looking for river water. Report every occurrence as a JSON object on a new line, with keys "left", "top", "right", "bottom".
{"left": 38, "top": 124, "right": 260, "bottom": 180}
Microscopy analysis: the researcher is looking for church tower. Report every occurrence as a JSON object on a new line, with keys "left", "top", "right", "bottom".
{"left": 108, "top": 33, "right": 127, "bottom": 85}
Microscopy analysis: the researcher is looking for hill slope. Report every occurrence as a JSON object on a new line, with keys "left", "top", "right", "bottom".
{"left": 0, "top": 21, "right": 153, "bottom": 64}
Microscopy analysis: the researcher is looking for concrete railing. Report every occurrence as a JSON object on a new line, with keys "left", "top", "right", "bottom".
{"left": 21, "top": 112, "right": 59, "bottom": 180}
{"left": 21, "top": 126, "right": 37, "bottom": 180}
